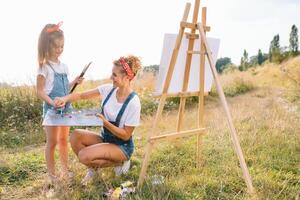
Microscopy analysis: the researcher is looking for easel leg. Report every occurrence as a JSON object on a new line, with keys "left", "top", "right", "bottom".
{"left": 177, "top": 0, "right": 202, "bottom": 132}
{"left": 138, "top": 95, "right": 167, "bottom": 187}
{"left": 137, "top": 142, "right": 154, "bottom": 187}
{"left": 176, "top": 97, "right": 186, "bottom": 132}
{"left": 197, "top": 23, "right": 255, "bottom": 194}
{"left": 196, "top": 134, "right": 203, "bottom": 167}
{"left": 197, "top": 7, "right": 207, "bottom": 168}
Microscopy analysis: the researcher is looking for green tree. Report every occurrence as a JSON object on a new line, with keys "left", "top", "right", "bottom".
{"left": 257, "top": 49, "right": 264, "bottom": 65}
{"left": 249, "top": 55, "right": 257, "bottom": 67}
{"left": 269, "top": 34, "right": 281, "bottom": 63}
{"left": 143, "top": 64, "right": 159, "bottom": 75}
{"left": 289, "top": 24, "right": 299, "bottom": 56}
{"left": 216, "top": 57, "right": 232, "bottom": 73}
{"left": 239, "top": 49, "right": 249, "bottom": 71}
{"left": 273, "top": 34, "right": 280, "bottom": 49}
{"left": 268, "top": 44, "right": 272, "bottom": 62}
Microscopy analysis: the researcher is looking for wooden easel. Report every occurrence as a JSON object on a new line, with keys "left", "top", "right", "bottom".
{"left": 138, "top": 0, "right": 255, "bottom": 194}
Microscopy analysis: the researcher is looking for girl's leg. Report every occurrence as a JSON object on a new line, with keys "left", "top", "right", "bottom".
{"left": 57, "top": 126, "right": 70, "bottom": 175}
{"left": 45, "top": 126, "right": 59, "bottom": 177}
{"left": 70, "top": 129, "right": 102, "bottom": 156}
{"left": 78, "top": 143, "right": 127, "bottom": 168}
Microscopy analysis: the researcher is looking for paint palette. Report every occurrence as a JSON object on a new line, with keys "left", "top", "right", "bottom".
{"left": 42, "top": 108, "right": 103, "bottom": 126}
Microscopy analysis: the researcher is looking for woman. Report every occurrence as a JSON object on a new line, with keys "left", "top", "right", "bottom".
{"left": 54, "top": 55, "right": 141, "bottom": 185}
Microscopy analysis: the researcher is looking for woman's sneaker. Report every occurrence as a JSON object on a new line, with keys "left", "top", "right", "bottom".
{"left": 81, "top": 168, "right": 96, "bottom": 186}
{"left": 114, "top": 160, "right": 130, "bottom": 176}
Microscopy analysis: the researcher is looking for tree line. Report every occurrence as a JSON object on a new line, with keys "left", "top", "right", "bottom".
{"left": 142, "top": 24, "right": 298, "bottom": 74}
{"left": 216, "top": 24, "right": 299, "bottom": 73}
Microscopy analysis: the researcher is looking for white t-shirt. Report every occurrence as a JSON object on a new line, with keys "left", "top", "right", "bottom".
{"left": 37, "top": 60, "right": 69, "bottom": 95}
{"left": 98, "top": 84, "right": 141, "bottom": 128}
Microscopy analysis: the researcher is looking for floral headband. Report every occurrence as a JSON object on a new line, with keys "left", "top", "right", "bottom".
{"left": 46, "top": 21, "right": 63, "bottom": 33}
{"left": 119, "top": 57, "right": 134, "bottom": 80}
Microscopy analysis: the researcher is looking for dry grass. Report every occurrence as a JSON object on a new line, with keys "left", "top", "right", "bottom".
{"left": 1, "top": 57, "right": 300, "bottom": 199}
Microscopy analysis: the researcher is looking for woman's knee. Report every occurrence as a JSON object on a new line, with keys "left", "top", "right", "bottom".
{"left": 78, "top": 150, "right": 91, "bottom": 165}
{"left": 70, "top": 129, "right": 82, "bottom": 146}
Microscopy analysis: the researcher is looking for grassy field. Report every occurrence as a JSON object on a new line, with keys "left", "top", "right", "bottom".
{"left": 0, "top": 57, "right": 299, "bottom": 199}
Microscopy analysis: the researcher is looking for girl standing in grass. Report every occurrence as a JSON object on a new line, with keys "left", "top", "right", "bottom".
{"left": 36, "top": 22, "right": 83, "bottom": 184}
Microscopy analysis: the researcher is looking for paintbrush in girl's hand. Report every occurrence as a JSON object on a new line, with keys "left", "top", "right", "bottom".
{"left": 70, "top": 61, "right": 92, "bottom": 93}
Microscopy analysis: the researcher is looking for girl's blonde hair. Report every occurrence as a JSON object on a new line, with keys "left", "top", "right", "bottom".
{"left": 113, "top": 55, "right": 142, "bottom": 79}
{"left": 37, "top": 24, "right": 64, "bottom": 67}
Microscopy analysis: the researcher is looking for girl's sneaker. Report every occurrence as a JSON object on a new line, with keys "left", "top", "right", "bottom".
{"left": 46, "top": 174, "right": 59, "bottom": 185}
{"left": 61, "top": 171, "right": 74, "bottom": 183}
{"left": 44, "top": 174, "right": 58, "bottom": 198}
{"left": 114, "top": 160, "right": 130, "bottom": 176}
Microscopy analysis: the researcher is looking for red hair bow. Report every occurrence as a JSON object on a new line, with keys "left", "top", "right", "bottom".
{"left": 46, "top": 21, "right": 63, "bottom": 33}
{"left": 119, "top": 57, "right": 134, "bottom": 80}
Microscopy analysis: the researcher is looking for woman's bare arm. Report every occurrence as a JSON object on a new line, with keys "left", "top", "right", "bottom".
{"left": 96, "top": 113, "right": 134, "bottom": 141}
{"left": 54, "top": 88, "right": 101, "bottom": 107}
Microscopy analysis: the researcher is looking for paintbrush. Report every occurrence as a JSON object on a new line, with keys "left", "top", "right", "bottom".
{"left": 70, "top": 61, "right": 92, "bottom": 93}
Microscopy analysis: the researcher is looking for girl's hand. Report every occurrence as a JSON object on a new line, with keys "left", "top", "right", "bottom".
{"left": 74, "top": 76, "right": 84, "bottom": 85}
{"left": 50, "top": 100, "right": 56, "bottom": 108}
{"left": 54, "top": 97, "right": 66, "bottom": 108}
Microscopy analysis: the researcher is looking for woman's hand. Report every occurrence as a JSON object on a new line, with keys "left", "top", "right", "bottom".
{"left": 95, "top": 113, "right": 107, "bottom": 122}
{"left": 95, "top": 113, "right": 134, "bottom": 141}
{"left": 54, "top": 97, "right": 66, "bottom": 108}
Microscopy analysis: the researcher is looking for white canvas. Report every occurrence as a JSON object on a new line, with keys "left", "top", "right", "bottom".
{"left": 155, "top": 33, "right": 220, "bottom": 95}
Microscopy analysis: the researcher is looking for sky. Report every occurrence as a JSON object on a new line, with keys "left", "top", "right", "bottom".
{"left": 0, "top": 0, "right": 299, "bottom": 85}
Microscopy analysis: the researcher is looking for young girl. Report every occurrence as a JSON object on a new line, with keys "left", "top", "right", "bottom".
{"left": 54, "top": 55, "right": 142, "bottom": 185}
{"left": 36, "top": 22, "right": 83, "bottom": 183}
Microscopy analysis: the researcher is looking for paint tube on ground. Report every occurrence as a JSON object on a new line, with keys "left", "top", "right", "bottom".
{"left": 111, "top": 187, "right": 122, "bottom": 199}
{"left": 120, "top": 187, "right": 136, "bottom": 198}
{"left": 120, "top": 181, "right": 134, "bottom": 189}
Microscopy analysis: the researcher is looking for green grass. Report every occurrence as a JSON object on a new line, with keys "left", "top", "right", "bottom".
{"left": 1, "top": 123, "right": 298, "bottom": 199}
{"left": 0, "top": 150, "right": 45, "bottom": 186}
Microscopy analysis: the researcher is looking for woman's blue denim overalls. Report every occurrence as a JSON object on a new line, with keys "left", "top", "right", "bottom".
{"left": 100, "top": 87, "right": 136, "bottom": 159}
{"left": 42, "top": 64, "right": 71, "bottom": 118}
